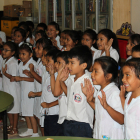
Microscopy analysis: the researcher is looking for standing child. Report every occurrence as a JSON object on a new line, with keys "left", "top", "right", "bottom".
{"left": 126, "top": 34, "right": 140, "bottom": 61}
{"left": 2, "top": 41, "right": 20, "bottom": 135}
{"left": 81, "top": 56, "right": 124, "bottom": 139}
{"left": 46, "top": 21, "right": 63, "bottom": 50}
{"left": 93, "top": 29, "right": 120, "bottom": 63}
{"left": 14, "top": 43, "right": 39, "bottom": 137}
{"left": 119, "top": 58, "right": 140, "bottom": 139}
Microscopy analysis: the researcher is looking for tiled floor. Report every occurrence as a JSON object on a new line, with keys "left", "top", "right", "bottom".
{"left": 0, "top": 117, "right": 41, "bottom": 139}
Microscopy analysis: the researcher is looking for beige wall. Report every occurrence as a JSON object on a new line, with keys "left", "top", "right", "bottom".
{"left": 131, "top": 0, "right": 140, "bottom": 34}
{"left": 0, "top": 0, "right": 4, "bottom": 11}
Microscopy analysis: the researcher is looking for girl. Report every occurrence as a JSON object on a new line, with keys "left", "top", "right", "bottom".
{"left": 64, "top": 30, "right": 82, "bottom": 51}
{"left": 81, "top": 56, "right": 124, "bottom": 139}
{"left": 46, "top": 21, "right": 62, "bottom": 50}
{"left": 126, "top": 34, "right": 140, "bottom": 61}
{"left": 93, "top": 29, "right": 120, "bottom": 63}
{"left": 1, "top": 41, "right": 20, "bottom": 135}
{"left": 119, "top": 58, "right": 140, "bottom": 139}
{"left": 11, "top": 26, "right": 18, "bottom": 42}
{"left": 81, "top": 29, "right": 98, "bottom": 53}
{"left": 14, "top": 28, "right": 26, "bottom": 47}
{"left": 14, "top": 43, "right": 39, "bottom": 137}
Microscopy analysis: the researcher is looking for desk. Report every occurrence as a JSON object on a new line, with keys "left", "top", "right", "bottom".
{"left": 0, "top": 91, "right": 14, "bottom": 140}
{"left": 11, "top": 136, "right": 95, "bottom": 140}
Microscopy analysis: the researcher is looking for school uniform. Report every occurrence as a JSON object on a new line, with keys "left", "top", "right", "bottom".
{"left": 18, "top": 58, "right": 36, "bottom": 116}
{"left": 33, "top": 58, "right": 45, "bottom": 119}
{"left": 93, "top": 46, "right": 119, "bottom": 63}
{"left": 19, "top": 41, "right": 24, "bottom": 47}
{"left": 55, "top": 36, "right": 63, "bottom": 50}
{"left": 64, "top": 72, "right": 97, "bottom": 138}
{"left": 2, "top": 57, "right": 20, "bottom": 113}
{"left": 91, "top": 46, "right": 98, "bottom": 52}
{"left": 126, "top": 56, "right": 132, "bottom": 61}
{"left": 124, "top": 92, "right": 140, "bottom": 139}
{"left": 26, "top": 35, "right": 35, "bottom": 47}
{"left": 93, "top": 82, "right": 124, "bottom": 139}
{"left": 40, "top": 72, "right": 59, "bottom": 136}
{"left": 0, "top": 55, "right": 3, "bottom": 90}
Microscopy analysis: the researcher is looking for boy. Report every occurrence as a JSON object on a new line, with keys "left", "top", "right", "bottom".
{"left": 59, "top": 45, "right": 97, "bottom": 138}
{"left": 132, "top": 45, "right": 140, "bottom": 58}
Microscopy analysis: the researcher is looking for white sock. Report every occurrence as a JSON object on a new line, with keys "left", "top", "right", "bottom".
{"left": 27, "top": 129, "right": 33, "bottom": 132}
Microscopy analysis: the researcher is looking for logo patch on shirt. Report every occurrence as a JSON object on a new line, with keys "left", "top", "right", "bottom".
{"left": 47, "top": 85, "right": 51, "bottom": 92}
{"left": 74, "top": 94, "right": 82, "bottom": 103}
{"left": 59, "top": 95, "right": 62, "bottom": 100}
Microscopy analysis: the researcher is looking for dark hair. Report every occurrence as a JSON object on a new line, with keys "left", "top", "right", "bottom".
{"left": 95, "top": 56, "right": 118, "bottom": 82}
{"left": 18, "top": 21, "right": 26, "bottom": 27}
{"left": 48, "top": 21, "right": 61, "bottom": 36}
{"left": 43, "top": 45, "right": 58, "bottom": 53}
{"left": 12, "top": 26, "right": 18, "bottom": 32}
{"left": 132, "top": 45, "right": 140, "bottom": 53}
{"left": 56, "top": 51, "right": 69, "bottom": 64}
{"left": 83, "top": 29, "right": 97, "bottom": 49}
{"left": 19, "top": 43, "right": 33, "bottom": 54}
{"left": 18, "top": 22, "right": 32, "bottom": 39}
{"left": 130, "top": 34, "right": 140, "bottom": 45}
{"left": 14, "top": 28, "right": 26, "bottom": 42}
{"left": 26, "top": 21, "right": 34, "bottom": 30}
{"left": 66, "top": 30, "right": 82, "bottom": 46}
{"left": 46, "top": 49, "right": 61, "bottom": 63}
{"left": 36, "top": 23, "right": 47, "bottom": 31}
{"left": 4, "top": 41, "right": 18, "bottom": 59}
{"left": 35, "top": 30, "right": 48, "bottom": 39}
{"left": 119, "top": 58, "right": 140, "bottom": 86}
{"left": 68, "top": 45, "right": 92, "bottom": 70}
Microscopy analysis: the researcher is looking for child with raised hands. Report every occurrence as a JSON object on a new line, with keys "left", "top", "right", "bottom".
{"left": 81, "top": 56, "right": 124, "bottom": 139}
{"left": 119, "top": 58, "right": 140, "bottom": 139}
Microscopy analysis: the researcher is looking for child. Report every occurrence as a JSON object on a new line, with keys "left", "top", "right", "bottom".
{"left": 81, "top": 29, "right": 98, "bottom": 53}
{"left": 93, "top": 29, "right": 120, "bottom": 63}
{"left": 132, "top": 44, "right": 140, "bottom": 58}
{"left": 119, "top": 58, "right": 140, "bottom": 139}
{"left": 11, "top": 26, "right": 18, "bottom": 42}
{"left": 41, "top": 49, "right": 60, "bottom": 136}
{"left": 36, "top": 23, "right": 47, "bottom": 32}
{"left": 126, "top": 34, "right": 140, "bottom": 61}
{"left": 14, "top": 28, "right": 26, "bottom": 47}
{"left": 64, "top": 30, "right": 82, "bottom": 51}
{"left": 46, "top": 21, "right": 63, "bottom": 50}
{"left": 14, "top": 43, "right": 39, "bottom": 137}
{"left": 35, "top": 30, "right": 48, "bottom": 42}
{"left": 59, "top": 45, "right": 96, "bottom": 138}
{"left": 1, "top": 41, "right": 20, "bottom": 135}
{"left": 81, "top": 56, "right": 124, "bottom": 139}
{"left": 26, "top": 21, "right": 34, "bottom": 33}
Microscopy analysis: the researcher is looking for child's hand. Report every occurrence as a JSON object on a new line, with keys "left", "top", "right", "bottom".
{"left": 59, "top": 67, "right": 69, "bottom": 81}
{"left": 41, "top": 102, "right": 49, "bottom": 108}
{"left": 105, "top": 38, "right": 113, "bottom": 52}
{"left": 10, "top": 76, "right": 15, "bottom": 82}
{"left": 14, "top": 76, "right": 22, "bottom": 82}
{"left": 2, "top": 64, "right": 7, "bottom": 74}
{"left": 120, "top": 85, "right": 126, "bottom": 98}
{"left": 23, "top": 70, "right": 31, "bottom": 77}
{"left": 98, "top": 90, "right": 109, "bottom": 110}
{"left": 29, "top": 63, "right": 34, "bottom": 72}
{"left": 30, "top": 38, "right": 34, "bottom": 45}
{"left": 58, "top": 62, "right": 65, "bottom": 75}
{"left": 48, "top": 64, "right": 55, "bottom": 75}
{"left": 28, "top": 91, "right": 35, "bottom": 98}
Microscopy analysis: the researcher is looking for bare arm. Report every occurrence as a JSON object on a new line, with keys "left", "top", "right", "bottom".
{"left": 15, "top": 76, "right": 34, "bottom": 82}
{"left": 28, "top": 91, "right": 42, "bottom": 98}
{"left": 41, "top": 100, "right": 58, "bottom": 108}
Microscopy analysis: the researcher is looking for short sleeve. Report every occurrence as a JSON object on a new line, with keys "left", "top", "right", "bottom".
{"left": 110, "top": 49, "right": 119, "bottom": 63}
{"left": 9, "top": 63, "right": 18, "bottom": 76}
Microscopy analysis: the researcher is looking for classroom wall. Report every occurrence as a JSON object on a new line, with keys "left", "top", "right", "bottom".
{"left": 131, "top": 0, "right": 140, "bottom": 34}
{"left": 0, "top": 0, "right": 4, "bottom": 11}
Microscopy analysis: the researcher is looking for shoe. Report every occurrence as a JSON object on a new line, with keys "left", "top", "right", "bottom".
{"left": 19, "top": 117, "right": 26, "bottom": 122}
{"left": 19, "top": 129, "right": 33, "bottom": 137}
{"left": 31, "top": 133, "right": 40, "bottom": 137}
{"left": 8, "top": 128, "right": 18, "bottom": 136}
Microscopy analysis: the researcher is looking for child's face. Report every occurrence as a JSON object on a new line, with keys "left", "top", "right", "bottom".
{"left": 35, "top": 33, "right": 42, "bottom": 42}
{"left": 11, "top": 29, "right": 16, "bottom": 40}
{"left": 19, "top": 50, "right": 32, "bottom": 65}
{"left": 41, "top": 50, "right": 47, "bottom": 66}
{"left": 14, "top": 31, "right": 24, "bottom": 44}
{"left": 56, "top": 57, "right": 66, "bottom": 72}
{"left": 126, "top": 39, "right": 136, "bottom": 56}
{"left": 47, "top": 56, "right": 55, "bottom": 71}
{"left": 2, "top": 45, "right": 14, "bottom": 60}
{"left": 97, "top": 33, "right": 108, "bottom": 51}
{"left": 65, "top": 34, "right": 75, "bottom": 51}
{"left": 132, "top": 51, "right": 140, "bottom": 58}
{"left": 91, "top": 62, "right": 108, "bottom": 88}
{"left": 68, "top": 57, "right": 85, "bottom": 76}
{"left": 60, "top": 32, "right": 66, "bottom": 46}
{"left": 47, "top": 25, "right": 58, "bottom": 39}
{"left": 35, "top": 43, "right": 43, "bottom": 58}
{"left": 122, "top": 66, "right": 140, "bottom": 92}
{"left": 81, "top": 34, "right": 94, "bottom": 49}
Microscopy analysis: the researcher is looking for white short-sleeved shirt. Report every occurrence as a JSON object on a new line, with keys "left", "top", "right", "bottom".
{"left": 91, "top": 46, "right": 98, "bottom": 52}
{"left": 124, "top": 92, "right": 140, "bottom": 139}
{"left": 66, "top": 72, "right": 97, "bottom": 128}
{"left": 18, "top": 41, "right": 24, "bottom": 47}
{"left": 126, "top": 56, "right": 132, "bottom": 61}
{"left": 93, "top": 82, "right": 124, "bottom": 139}
{"left": 93, "top": 46, "right": 119, "bottom": 63}
{"left": 0, "top": 31, "right": 6, "bottom": 43}
{"left": 2, "top": 57, "right": 20, "bottom": 113}
{"left": 0, "top": 55, "right": 3, "bottom": 90}
{"left": 55, "top": 35, "right": 63, "bottom": 50}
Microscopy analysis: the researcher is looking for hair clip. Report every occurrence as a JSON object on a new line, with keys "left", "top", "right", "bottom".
{"left": 24, "top": 43, "right": 33, "bottom": 50}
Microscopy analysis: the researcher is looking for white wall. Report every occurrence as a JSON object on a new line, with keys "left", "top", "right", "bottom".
{"left": 131, "top": 0, "right": 140, "bottom": 34}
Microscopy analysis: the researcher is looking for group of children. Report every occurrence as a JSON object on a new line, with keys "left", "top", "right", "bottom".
{"left": 0, "top": 20, "right": 140, "bottom": 139}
